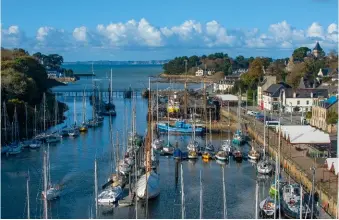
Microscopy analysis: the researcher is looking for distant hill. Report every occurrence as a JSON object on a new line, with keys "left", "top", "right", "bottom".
{"left": 64, "top": 60, "right": 170, "bottom": 65}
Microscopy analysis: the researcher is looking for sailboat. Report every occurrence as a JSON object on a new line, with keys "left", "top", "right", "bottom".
{"left": 221, "top": 102, "right": 232, "bottom": 154}
{"left": 68, "top": 97, "right": 80, "bottom": 137}
{"left": 232, "top": 93, "right": 245, "bottom": 145}
{"left": 187, "top": 103, "right": 200, "bottom": 154}
{"left": 2, "top": 102, "right": 11, "bottom": 154}
{"left": 256, "top": 110, "right": 273, "bottom": 175}
{"left": 162, "top": 105, "right": 174, "bottom": 155}
{"left": 248, "top": 144, "right": 260, "bottom": 161}
{"left": 21, "top": 103, "right": 32, "bottom": 148}
{"left": 29, "top": 105, "right": 42, "bottom": 149}
{"left": 135, "top": 80, "right": 160, "bottom": 200}
{"left": 152, "top": 85, "right": 164, "bottom": 151}
{"left": 259, "top": 196, "right": 279, "bottom": 218}
{"left": 205, "top": 109, "right": 214, "bottom": 152}
{"left": 7, "top": 106, "right": 23, "bottom": 155}
{"left": 215, "top": 150, "right": 228, "bottom": 161}
{"left": 80, "top": 90, "right": 89, "bottom": 132}
{"left": 42, "top": 145, "right": 61, "bottom": 200}
{"left": 100, "top": 69, "right": 116, "bottom": 116}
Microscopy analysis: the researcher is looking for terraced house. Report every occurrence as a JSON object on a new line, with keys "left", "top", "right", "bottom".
{"left": 310, "top": 96, "right": 338, "bottom": 133}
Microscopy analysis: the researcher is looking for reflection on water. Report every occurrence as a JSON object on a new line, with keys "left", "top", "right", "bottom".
{"left": 1, "top": 97, "right": 273, "bottom": 219}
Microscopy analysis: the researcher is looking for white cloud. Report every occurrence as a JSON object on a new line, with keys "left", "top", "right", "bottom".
{"left": 1, "top": 25, "right": 26, "bottom": 47}
{"left": 73, "top": 26, "right": 87, "bottom": 42}
{"left": 307, "top": 22, "right": 324, "bottom": 39}
{"left": 1, "top": 20, "right": 338, "bottom": 55}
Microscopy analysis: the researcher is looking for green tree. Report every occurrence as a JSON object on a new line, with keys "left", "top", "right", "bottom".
{"left": 326, "top": 111, "right": 338, "bottom": 125}
{"left": 286, "top": 62, "right": 306, "bottom": 89}
{"left": 292, "top": 47, "right": 311, "bottom": 61}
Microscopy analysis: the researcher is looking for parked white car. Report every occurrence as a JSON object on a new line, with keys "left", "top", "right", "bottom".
{"left": 247, "top": 110, "right": 258, "bottom": 116}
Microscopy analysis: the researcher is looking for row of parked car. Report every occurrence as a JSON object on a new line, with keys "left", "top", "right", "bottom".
{"left": 246, "top": 110, "right": 280, "bottom": 127}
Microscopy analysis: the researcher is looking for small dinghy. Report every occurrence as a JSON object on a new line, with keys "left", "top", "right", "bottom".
{"left": 97, "top": 186, "right": 123, "bottom": 205}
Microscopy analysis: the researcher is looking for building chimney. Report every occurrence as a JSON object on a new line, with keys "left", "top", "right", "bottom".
{"left": 293, "top": 91, "right": 296, "bottom": 98}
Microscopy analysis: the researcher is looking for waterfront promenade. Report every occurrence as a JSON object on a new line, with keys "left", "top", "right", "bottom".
{"left": 221, "top": 108, "right": 338, "bottom": 218}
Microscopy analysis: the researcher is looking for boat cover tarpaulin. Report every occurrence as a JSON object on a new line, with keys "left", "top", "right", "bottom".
{"left": 275, "top": 125, "right": 330, "bottom": 144}
{"left": 216, "top": 94, "right": 238, "bottom": 101}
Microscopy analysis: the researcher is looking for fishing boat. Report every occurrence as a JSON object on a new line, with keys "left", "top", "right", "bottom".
{"left": 29, "top": 139, "right": 42, "bottom": 149}
{"left": 188, "top": 150, "right": 198, "bottom": 159}
{"left": 215, "top": 150, "right": 228, "bottom": 161}
{"left": 97, "top": 186, "right": 123, "bottom": 205}
{"left": 259, "top": 196, "right": 279, "bottom": 218}
{"left": 281, "top": 184, "right": 311, "bottom": 219}
{"left": 173, "top": 148, "right": 182, "bottom": 159}
{"left": 233, "top": 150, "right": 243, "bottom": 162}
{"left": 157, "top": 120, "right": 205, "bottom": 134}
{"left": 202, "top": 151, "right": 212, "bottom": 160}
{"left": 232, "top": 130, "right": 245, "bottom": 145}
{"left": 257, "top": 160, "right": 273, "bottom": 175}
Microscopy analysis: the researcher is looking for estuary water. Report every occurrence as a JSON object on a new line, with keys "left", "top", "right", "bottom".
{"left": 1, "top": 65, "right": 274, "bottom": 219}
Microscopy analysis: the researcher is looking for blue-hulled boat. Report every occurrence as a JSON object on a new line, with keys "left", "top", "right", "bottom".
{"left": 173, "top": 148, "right": 182, "bottom": 159}
{"left": 157, "top": 120, "right": 205, "bottom": 134}
{"left": 232, "top": 129, "right": 245, "bottom": 145}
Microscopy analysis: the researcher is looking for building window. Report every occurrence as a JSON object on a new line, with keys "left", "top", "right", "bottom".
{"left": 297, "top": 100, "right": 300, "bottom": 105}
{"left": 306, "top": 100, "right": 309, "bottom": 105}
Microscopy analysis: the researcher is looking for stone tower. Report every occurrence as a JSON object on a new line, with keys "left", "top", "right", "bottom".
{"left": 312, "top": 42, "right": 323, "bottom": 58}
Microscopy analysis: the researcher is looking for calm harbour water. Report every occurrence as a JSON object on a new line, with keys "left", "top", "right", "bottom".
{"left": 1, "top": 66, "right": 274, "bottom": 219}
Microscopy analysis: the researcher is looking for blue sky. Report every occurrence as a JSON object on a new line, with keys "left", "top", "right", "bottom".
{"left": 2, "top": 0, "right": 338, "bottom": 61}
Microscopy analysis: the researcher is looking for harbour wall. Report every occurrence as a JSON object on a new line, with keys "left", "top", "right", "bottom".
{"left": 221, "top": 109, "right": 338, "bottom": 218}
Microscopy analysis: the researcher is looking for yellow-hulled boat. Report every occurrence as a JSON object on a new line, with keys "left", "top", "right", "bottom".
{"left": 202, "top": 151, "right": 212, "bottom": 160}
{"left": 188, "top": 150, "right": 198, "bottom": 159}
{"left": 79, "top": 124, "right": 88, "bottom": 132}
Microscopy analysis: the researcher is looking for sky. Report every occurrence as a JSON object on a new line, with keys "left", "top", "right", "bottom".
{"left": 1, "top": 0, "right": 338, "bottom": 61}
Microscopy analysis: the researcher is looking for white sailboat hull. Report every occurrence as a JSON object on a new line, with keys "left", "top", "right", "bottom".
{"left": 42, "top": 187, "right": 60, "bottom": 200}
{"left": 257, "top": 161, "right": 273, "bottom": 174}
{"left": 135, "top": 171, "right": 160, "bottom": 199}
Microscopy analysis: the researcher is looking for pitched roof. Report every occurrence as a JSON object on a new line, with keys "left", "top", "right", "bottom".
{"left": 285, "top": 88, "right": 328, "bottom": 98}
{"left": 276, "top": 125, "right": 330, "bottom": 144}
{"left": 264, "top": 83, "right": 290, "bottom": 97}
{"left": 298, "top": 77, "right": 306, "bottom": 89}
{"left": 323, "top": 96, "right": 338, "bottom": 108}
{"left": 313, "top": 42, "right": 322, "bottom": 51}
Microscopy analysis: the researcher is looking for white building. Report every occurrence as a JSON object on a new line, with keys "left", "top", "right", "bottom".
{"left": 262, "top": 83, "right": 287, "bottom": 111}
{"left": 195, "top": 68, "right": 204, "bottom": 76}
{"left": 282, "top": 88, "right": 328, "bottom": 113}
{"left": 213, "top": 80, "right": 234, "bottom": 93}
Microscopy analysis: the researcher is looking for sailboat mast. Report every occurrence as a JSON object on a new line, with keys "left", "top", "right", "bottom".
{"left": 54, "top": 96, "right": 58, "bottom": 127}
{"left": 263, "top": 109, "right": 266, "bottom": 158}
{"left": 146, "top": 77, "right": 152, "bottom": 173}
{"left": 167, "top": 101, "right": 170, "bottom": 145}
{"left": 82, "top": 90, "right": 86, "bottom": 123}
{"left": 110, "top": 68, "right": 113, "bottom": 103}
{"left": 255, "top": 180, "right": 258, "bottom": 219}
{"left": 274, "top": 154, "right": 278, "bottom": 219}
{"left": 25, "top": 103, "right": 28, "bottom": 140}
{"left": 43, "top": 93, "right": 46, "bottom": 131}
{"left": 3, "top": 102, "right": 7, "bottom": 142}
{"left": 94, "top": 159, "right": 98, "bottom": 219}
{"left": 26, "top": 170, "right": 30, "bottom": 219}
{"left": 300, "top": 185, "right": 303, "bottom": 219}
{"left": 199, "top": 170, "right": 203, "bottom": 219}
{"left": 181, "top": 163, "right": 185, "bottom": 219}
{"left": 34, "top": 106, "right": 37, "bottom": 137}
{"left": 209, "top": 109, "right": 212, "bottom": 143}
{"left": 43, "top": 151, "right": 48, "bottom": 219}
{"left": 156, "top": 83, "right": 159, "bottom": 125}
{"left": 74, "top": 97, "right": 77, "bottom": 125}
{"left": 222, "top": 166, "right": 227, "bottom": 219}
